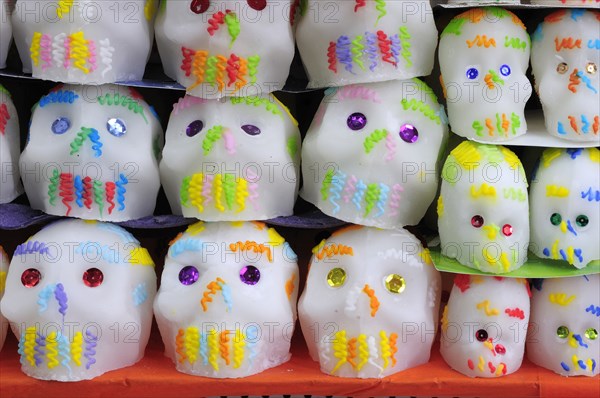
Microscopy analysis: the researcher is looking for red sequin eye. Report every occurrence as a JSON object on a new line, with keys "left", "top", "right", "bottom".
{"left": 247, "top": 0, "right": 267, "bottom": 11}
{"left": 476, "top": 329, "right": 488, "bottom": 342}
{"left": 83, "top": 268, "right": 104, "bottom": 287}
{"left": 21, "top": 268, "right": 42, "bottom": 288}
{"left": 471, "top": 215, "right": 484, "bottom": 228}
{"left": 502, "top": 224, "right": 513, "bottom": 236}
{"left": 495, "top": 344, "right": 506, "bottom": 354}
{"left": 190, "top": 0, "right": 210, "bottom": 14}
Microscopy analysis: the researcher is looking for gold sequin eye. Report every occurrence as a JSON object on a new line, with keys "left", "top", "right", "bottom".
{"left": 326, "top": 268, "right": 346, "bottom": 287}
{"left": 585, "top": 328, "right": 598, "bottom": 340}
{"left": 384, "top": 274, "right": 406, "bottom": 294}
{"left": 586, "top": 62, "right": 597, "bottom": 75}
{"left": 557, "top": 325, "right": 570, "bottom": 339}
{"left": 557, "top": 62, "right": 569, "bottom": 74}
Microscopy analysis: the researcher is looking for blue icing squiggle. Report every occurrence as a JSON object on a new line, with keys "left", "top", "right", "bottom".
{"left": 169, "top": 238, "right": 203, "bottom": 257}
{"left": 74, "top": 175, "right": 84, "bottom": 207}
{"left": 219, "top": 280, "right": 233, "bottom": 312}
{"left": 88, "top": 128, "right": 103, "bottom": 157}
{"left": 132, "top": 283, "right": 148, "bottom": 306}
{"left": 38, "top": 284, "right": 56, "bottom": 313}
{"left": 39, "top": 90, "right": 79, "bottom": 107}
{"left": 115, "top": 174, "right": 128, "bottom": 211}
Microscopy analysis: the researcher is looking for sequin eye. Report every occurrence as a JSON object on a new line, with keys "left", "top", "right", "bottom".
{"left": 502, "top": 224, "right": 513, "bottom": 236}
{"left": 21, "top": 268, "right": 42, "bottom": 288}
{"left": 576, "top": 215, "right": 589, "bottom": 227}
{"left": 499, "top": 64, "right": 511, "bottom": 77}
{"left": 178, "top": 266, "right": 199, "bottom": 285}
{"left": 586, "top": 62, "right": 597, "bottom": 75}
{"left": 466, "top": 67, "right": 479, "bottom": 80}
{"left": 83, "top": 268, "right": 104, "bottom": 287}
{"left": 550, "top": 213, "right": 562, "bottom": 226}
{"left": 495, "top": 344, "right": 506, "bottom": 354}
{"left": 556, "top": 62, "right": 569, "bottom": 74}
{"left": 347, "top": 112, "right": 367, "bottom": 131}
{"left": 186, "top": 120, "right": 204, "bottom": 137}
{"left": 585, "top": 328, "right": 598, "bottom": 340}
{"left": 471, "top": 215, "right": 484, "bottom": 228}
{"left": 51, "top": 117, "right": 71, "bottom": 135}
{"left": 247, "top": 0, "right": 267, "bottom": 11}
{"left": 107, "top": 118, "right": 126, "bottom": 137}
{"left": 557, "top": 325, "right": 570, "bottom": 339}
{"left": 240, "top": 265, "right": 260, "bottom": 285}
{"left": 399, "top": 124, "right": 419, "bottom": 143}
{"left": 190, "top": 0, "right": 209, "bottom": 14}
{"left": 241, "top": 124, "right": 261, "bottom": 136}
{"left": 384, "top": 274, "right": 405, "bottom": 294}
{"left": 475, "top": 329, "right": 488, "bottom": 342}
{"left": 327, "top": 268, "right": 346, "bottom": 288}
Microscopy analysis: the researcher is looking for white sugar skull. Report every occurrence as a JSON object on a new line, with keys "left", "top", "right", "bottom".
{"left": 11, "top": 0, "right": 157, "bottom": 84}
{"left": 298, "top": 226, "right": 441, "bottom": 378}
{"left": 0, "top": 84, "right": 23, "bottom": 203}
{"left": 301, "top": 79, "right": 448, "bottom": 229}
{"left": 440, "top": 275, "right": 531, "bottom": 378}
{"left": 0, "top": 246, "right": 8, "bottom": 352}
{"left": 527, "top": 275, "right": 599, "bottom": 377}
{"left": 531, "top": 10, "right": 599, "bottom": 143}
{"left": 438, "top": 141, "right": 529, "bottom": 273}
{"left": 160, "top": 95, "right": 300, "bottom": 221}
{"left": 155, "top": 0, "right": 295, "bottom": 99}
{"left": 296, "top": 0, "right": 438, "bottom": 89}
{"left": 0, "top": 0, "right": 12, "bottom": 68}
{"left": 0, "top": 219, "right": 157, "bottom": 381}
{"left": 154, "top": 221, "right": 299, "bottom": 378}
{"left": 20, "top": 84, "right": 163, "bottom": 221}
{"left": 439, "top": 7, "right": 531, "bottom": 141}
{"left": 529, "top": 148, "right": 600, "bottom": 268}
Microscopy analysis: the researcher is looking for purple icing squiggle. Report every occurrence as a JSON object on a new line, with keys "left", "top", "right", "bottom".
{"left": 365, "top": 32, "right": 378, "bottom": 72}
{"left": 14, "top": 241, "right": 50, "bottom": 256}
{"left": 390, "top": 34, "right": 401, "bottom": 66}
{"left": 54, "top": 283, "right": 68, "bottom": 318}
{"left": 84, "top": 330, "right": 98, "bottom": 370}
{"left": 336, "top": 36, "right": 354, "bottom": 73}
{"left": 34, "top": 331, "right": 46, "bottom": 367}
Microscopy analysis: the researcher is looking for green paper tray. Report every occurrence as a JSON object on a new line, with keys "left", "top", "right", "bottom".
{"left": 429, "top": 246, "right": 600, "bottom": 278}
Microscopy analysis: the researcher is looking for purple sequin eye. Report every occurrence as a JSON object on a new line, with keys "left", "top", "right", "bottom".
{"left": 399, "top": 124, "right": 418, "bottom": 143}
{"left": 241, "top": 124, "right": 261, "bottom": 136}
{"left": 239, "top": 265, "right": 260, "bottom": 285}
{"left": 179, "top": 266, "right": 199, "bottom": 285}
{"left": 466, "top": 67, "right": 479, "bottom": 80}
{"left": 347, "top": 112, "right": 367, "bottom": 130}
{"left": 51, "top": 117, "right": 71, "bottom": 134}
{"left": 186, "top": 120, "right": 204, "bottom": 137}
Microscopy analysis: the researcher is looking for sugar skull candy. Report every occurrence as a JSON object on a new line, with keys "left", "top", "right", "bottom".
{"left": 20, "top": 84, "right": 164, "bottom": 221}
{"left": 0, "top": 84, "right": 23, "bottom": 203}
{"left": 155, "top": 0, "right": 296, "bottom": 99}
{"left": 154, "top": 221, "right": 299, "bottom": 378}
{"left": 529, "top": 148, "right": 600, "bottom": 268}
{"left": 160, "top": 95, "right": 300, "bottom": 221}
{"left": 0, "top": 246, "right": 8, "bottom": 352}
{"left": 438, "top": 141, "right": 529, "bottom": 273}
{"left": 531, "top": 10, "right": 600, "bottom": 143}
{"left": 440, "top": 275, "right": 531, "bottom": 378}
{"left": 439, "top": 7, "right": 532, "bottom": 142}
{"left": 295, "top": 0, "right": 438, "bottom": 89}
{"left": 11, "top": 0, "right": 157, "bottom": 84}
{"left": 0, "top": 219, "right": 157, "bottom": 381}
{"left": 527, "top": 275, "right": 600, "bottom": 377}
{"left": 301, "top": 79, "right": 448, "bottom": 229}
{"left": 298, "top": 226, "right": 441, "bottom": 378}
{"left": 0, "top": 0, "right": 12, "bottom": 69}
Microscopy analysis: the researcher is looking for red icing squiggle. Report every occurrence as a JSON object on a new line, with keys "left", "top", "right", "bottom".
{"left": 83, "top": 176, "right": 93, "bottom": 209}
{"left": 106, "top": 181, "right": 116, "bottom": 214}
{"left": 0, "top": 103, "right": 10, "bottom": 135}
{"left": 505, "top": 307, "right": 525, "bottom": 320}
{"left": 376, "top": 30, "right": 395, "bottom": 66}
{"left": 181, "top": 47, "right": 196, "bottom": 77}
{"left": 226, "top": 54, "right": 240, "bottom": 87}
{"left": 327, "top": 41, "right": 337, "bottom": 73}
{"left": 59, "top": 173, "right": 74, "bottom": 216}
{"left": 290, "top": 0, "right": 300, "bottom": 25}
{"left": 354, "top": 0, "right": 366, "bottom": 12}
{"left": 454, "top": 274, "right": 471, "bottom": 293}
{"left": 207, "top": 11, "right": 227, "bottom": 36}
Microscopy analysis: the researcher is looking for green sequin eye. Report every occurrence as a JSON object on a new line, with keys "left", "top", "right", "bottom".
{"left": 576, "top": 215, "right": 589, "bottom": 227}
{"left": 585, "top": 328, "right": 598, "bottom": 340}
{"left": 327, "top": 268, "right": 346, "bottom": 288}
{"left": 550, "top": 213, "right": 562, "bottom": 226}
{"left": 557, "top": 325, "right": 570, "bottom": 339}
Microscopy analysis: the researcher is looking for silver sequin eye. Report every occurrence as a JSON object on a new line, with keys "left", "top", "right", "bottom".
{"left": 557, "top": 62, "right": 569, "bottom": 74}
{"left": 107, "top": 118, "right": 126, "bottom": 137}
{"left": 586, "top": 62, "right": 597, "bottom": 75}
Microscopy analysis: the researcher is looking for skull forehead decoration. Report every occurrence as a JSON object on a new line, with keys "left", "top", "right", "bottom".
{"left": 20, "top": 84, "right": 164, "bottom": 221}
{"left": 301, "top": 79, "right": 448, "bottom": 229}
{"left": 440, "top": 275, "right": 531, "bottom": 378}
{"left": 154, "top": 221, "right": 299, "bottom": 378}
{"left": 531, "top": 10, "right": 600, "bottom": 143}
{"left": 296, "top": 0, "right": 438, "bottom": 89}
{"left": 0, "top": 246, "right": 8, "bottom": 352}
{"left": 527, "top": 275, "right": 600, "bottom": 377}
{"left": 11, "top": 0, "right": 157, "bottom": 84}
{"left": 439, "top": 7, "right": 532, "bottom": 142}
{"left": 298, "top": 226, "right": 441, "bottom": 378}
{"left": 160, "top": 95, "right": 300, "bottom": 221}
{"left": 0, "top": 85, "right": 24, "bottom": 204}
{"left": 0, "top": 0, "right": 12, "bottom": 68}
{"left": 155, "top": 0, "right": 295, "bottom": 99}
{"left": 438, "top": 141, "right": 529, "bottom": 273}
{"left": 529, "top": 148, "right": 600, "bottom": 268}
{"left": 0, "top": 219, "right": 157, "bottom": 381}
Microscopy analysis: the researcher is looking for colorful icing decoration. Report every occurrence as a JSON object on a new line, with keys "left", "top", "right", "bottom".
{"left": 154, "top": 221, "right": 299, "bottom": 378}
{"left": 20, "top": 84, "right": 163, "bottom": 221}
{"left": 299, "top": 226, "right": 441, "bottom": 378}
{"left": 155, "top": 0, "right": 294, "bottom": 99}
{"left": 160, "top": 94, "right": 300, "bottom": 221}
{"left": 0, "top": 85, "right": 24, "bottom": 203}
{"left": 529, "top": 148, "right": 600, "bottom": 268}
{"left": 301, "top": 79, "right": 448, "bottom": 229}
{"left": 11, "top": 1, "right": 156, "bottom": 83}
{"left": 531, "top": 9, "right": 599, "bottom": 143}
{"left": 439, "top": 7, "right": 531, "bottom": 142}
{"left": 438, "top": 141, "right": 529, "bottom": 274}
{"left": 0, "top": 219, "right": 157, "bottom": 381}
{"left": 440, "top": 275, "right": 530, "bottom": 378}
{"left": 0, "top": 0, "right": 12, "bottom": 68}
{"left": 528, "top": 275, "right": 599, "bottom": 376}
{"left": 296, "top": 0, "right": 438, "bottom": 88}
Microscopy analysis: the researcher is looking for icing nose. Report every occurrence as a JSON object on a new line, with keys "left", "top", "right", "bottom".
{"left": 482, "top": 224, "right": 499, "bottom": 240}
{"left": 566, "top": 220, "right": 578, "bottom": 236}
{"left": 362, "top": 284, "right": 380, "bottom": 317}
{"left": 483, "top": 339, "right": 494, "bottom": 352}
{"left": 69, "top": 127, "right": 102, "bottom": 157}
{"left": 484, "top": 73, "right": 496, "bottom": 89}
{"left": 560, "top": 220, "right": 568, "bottom": 234}
{"left": 200, "top": 277, "right": 232, "bottom": 312}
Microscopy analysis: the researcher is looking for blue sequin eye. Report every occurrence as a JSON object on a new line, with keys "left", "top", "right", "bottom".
{"left": 51, "top": 117, "right": 71, "bottom": 135}
{"left": 186, "top": 120, "right": 204, "bottom": 137}
{"left": 241, "top": 124, "right": 261, "bottom": 136}
{"left": 500, "top": 64, "right": 511, "bottom": 77}
{"left": 466, "top": 67, "right": 479, "bottom": 80}
{"left": 107, "top": 118, "right": 126, "bottom": 137}
{"left": 347, "top": 112, "right": 367, "bottom": 130}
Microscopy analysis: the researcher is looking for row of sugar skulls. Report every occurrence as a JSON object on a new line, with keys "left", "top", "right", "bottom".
{"left": 0, "top": 221, "right": 597, "bottom": 381}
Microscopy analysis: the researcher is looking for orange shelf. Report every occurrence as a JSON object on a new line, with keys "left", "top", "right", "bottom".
{"left": 1, "top": 328, "right": 598, "bottom": 398}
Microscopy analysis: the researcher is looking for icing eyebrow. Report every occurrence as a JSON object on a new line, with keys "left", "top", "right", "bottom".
{"left": 97, "top": 93, "right": 148, "bottom": 123}
{"left": 311, "top": 240, "right": 354, "bottom": 260}
{"left": 335, "top": 85, "right": 382, "bottom": 103}
{"left": 581, "top": 187, "right": 600, "bottom": 202}
{"left": 169, "top": 238, "right": 203, "bottom": 257}
{"left": 229, "top": 240, "right": 273, "bottom": 262}
{"left": 470, "top": 183, "right": 496, "bottom": 199}
{"left": 546, "top": 185, "right": 570, "bottom": 197}
{"left": 229, "top": 96, "right": 282, "bottom": 117}
{"left": 38, "top": 90, "right": 80, "bottom": 107}
{"left": 14, "top": 241, "right": 50, "bottom": 256}
{"left": 172, "top": 96, "right": 207, "bottom": 115}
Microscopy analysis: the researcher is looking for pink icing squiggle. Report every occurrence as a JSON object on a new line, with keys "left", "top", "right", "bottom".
{"left": 337, "top": 85, "right": 382, "bottom": 103}
{"left": 385, "top": 131, "right": 396, "bottom": 161}
{"left": 87, "top": 40, "right": 97, "bottom": 72}
{"left": 246, "top": 170, "right": 260, "bottom": 211}
{"left": 172, "top": 96, "right": 207, "bottom": 115}
{"left": 343, "top": 175, "right": 357, "bottom": 203}
{"left": 222, "top": 129, "right": 236, "bottom": 155}
{"left": 40, "top": 34, "right": 53, "bottom": 71}
{"left": 388, "top": 184, "right": 403, "bottom": 217}
{"left": 203, "top": 174, "right": 213, "bottom": 207}
{"left": 63, "top": 36, "right": 71, "bottom": 69}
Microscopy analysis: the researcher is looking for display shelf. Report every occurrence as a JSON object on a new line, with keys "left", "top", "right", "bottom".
{"left": 1, "top": 329, "right": 598, "bottom": 398}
